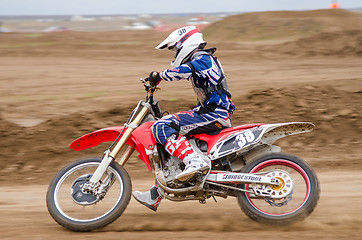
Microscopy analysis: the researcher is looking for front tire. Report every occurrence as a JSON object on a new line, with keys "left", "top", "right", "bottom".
{"left": 46, "top": 158, "right": 132, "bottom": 231}
{"left": 236, "top": 153, "right": 320, "bottom": 225}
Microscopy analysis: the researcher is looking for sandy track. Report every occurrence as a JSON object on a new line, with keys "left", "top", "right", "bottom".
{"left": 1, "top": 56, "right": 361, "bottom": 123}
{"left": 1, "top": 171, "right": 361, "bottom": 240}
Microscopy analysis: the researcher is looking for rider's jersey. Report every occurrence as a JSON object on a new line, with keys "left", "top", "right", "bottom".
{"left": 160, "top": 53, "right": 235, "bottom": 113}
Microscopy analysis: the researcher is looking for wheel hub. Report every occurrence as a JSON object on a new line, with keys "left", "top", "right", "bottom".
{"left": 266, "top": 170, "right": 293, "bottom": 199}
{"left": 70, "top": 174, "right": 99, "bottom": 205}
{"left": 270, "top": 177, "right": 285, "bottom": 191}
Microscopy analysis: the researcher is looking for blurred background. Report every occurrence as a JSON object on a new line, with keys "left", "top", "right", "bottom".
{"left": 0, "top": 0, "right": 361, "bottom": 239}
{"left": 1, "top": 0, "right": 361, "bottom": 32}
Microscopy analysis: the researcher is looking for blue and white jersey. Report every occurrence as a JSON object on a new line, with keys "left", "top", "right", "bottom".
{"left": 160, "top": 54, "right": 235, "bottom": 113}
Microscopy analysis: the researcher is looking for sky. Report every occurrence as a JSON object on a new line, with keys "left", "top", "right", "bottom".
{"left": 0, "top": 0, "right": 361, "bottom": 15}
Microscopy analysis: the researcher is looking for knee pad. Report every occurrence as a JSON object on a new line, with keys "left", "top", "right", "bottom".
{"left": 152, "top": 120, "right": 179, "bottom": 145}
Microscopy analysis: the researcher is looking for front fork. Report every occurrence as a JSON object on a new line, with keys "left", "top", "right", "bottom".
{"left": 88, "top": 103, "right": 150, "bottom": 185}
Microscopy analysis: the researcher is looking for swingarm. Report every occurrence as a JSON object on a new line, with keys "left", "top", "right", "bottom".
{"left": 206, "top": 171, "right": 284, "bottom": 198}
{"left": 207, "top": 172, "right": 281, "bottom": 185}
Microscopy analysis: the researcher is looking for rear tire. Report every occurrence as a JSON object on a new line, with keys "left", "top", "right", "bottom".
{"left": 236, "top": 153, "right": 319, "bottom": 225}
{"left": 46, "top": 158, "right": 132, "bottom": 231}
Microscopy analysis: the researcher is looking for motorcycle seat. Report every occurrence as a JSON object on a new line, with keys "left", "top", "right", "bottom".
{"left": 190, "top": 123, "right": 264, "bottom": 154}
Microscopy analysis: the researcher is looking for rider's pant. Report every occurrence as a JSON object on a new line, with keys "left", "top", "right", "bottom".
{"left": 152, "top": 105, "right": 232, "bottom": 145}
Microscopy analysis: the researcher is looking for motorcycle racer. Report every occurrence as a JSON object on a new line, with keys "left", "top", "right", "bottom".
{"left": 133, "top": 26, "right": 235, "bottom": 211}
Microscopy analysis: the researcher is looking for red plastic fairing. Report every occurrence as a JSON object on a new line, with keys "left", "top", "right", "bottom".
{"left": 191, "top": 124, "right": 264, "bottom": 154}
{"left": 69, "top": 121, "right": 157, "bottom": 171}
{"left": 132, "top": 121, "right": 157, "bottom": 150}
{"left": 70, "top": 126, "right": 125, "bottom": 151}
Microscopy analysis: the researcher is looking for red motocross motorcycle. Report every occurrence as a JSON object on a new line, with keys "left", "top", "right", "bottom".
{"left": 46, "top": 79, "right": 320, "bottom": 231}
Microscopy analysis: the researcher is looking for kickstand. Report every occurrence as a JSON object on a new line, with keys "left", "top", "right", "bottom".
{"left": 212, "top": 195, "right": 217, "bottom": 203}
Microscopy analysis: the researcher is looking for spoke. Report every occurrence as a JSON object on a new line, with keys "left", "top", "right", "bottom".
{"left": 247, "top": 163, "right": 308, "bottom": 215}
{"left": 54, "top": 163, "right": 122, "bottom": 221}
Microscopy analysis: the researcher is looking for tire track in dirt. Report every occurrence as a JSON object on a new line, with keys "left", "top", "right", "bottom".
{"left": 1, "top": 171, "right": 361, "bottom": 240}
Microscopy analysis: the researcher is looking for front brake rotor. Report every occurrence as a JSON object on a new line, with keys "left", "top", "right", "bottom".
{"left": 70, "top": 174, "right": 99, "bottom": 205}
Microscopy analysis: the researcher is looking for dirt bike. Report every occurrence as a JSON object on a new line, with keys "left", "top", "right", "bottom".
{"left": 46, "top": 79, "right": 320, "bottom": 231}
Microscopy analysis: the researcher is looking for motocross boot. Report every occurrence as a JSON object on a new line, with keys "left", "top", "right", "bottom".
{"left": 165, "top": 134, "right": 210, "bottom": 182}
{"left": 132, "top": 185, "right": 162, "bottom": 211}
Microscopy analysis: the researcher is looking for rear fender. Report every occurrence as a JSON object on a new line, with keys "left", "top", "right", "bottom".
{"left": 69, "top": 121, "right": 157, "bottom": 171}
{"left": 208, "top": 122, "right": 314, "bottom": 160}
{"left": 260, "top": 122, "right": 314, "bottom": 144}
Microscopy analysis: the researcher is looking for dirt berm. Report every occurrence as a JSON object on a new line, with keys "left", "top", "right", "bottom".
{"left": 0, "top": 85, "right": 361, "bottom": 182}
{"left": 204, "top": 9, "right": 362, "bottom": 41}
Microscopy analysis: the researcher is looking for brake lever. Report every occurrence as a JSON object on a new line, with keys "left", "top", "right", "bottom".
{"left": 140, "top": 78, "right": 159, "bottom": 94}
{"left": 140, "top": 78, "right": 151, "bottom": 91}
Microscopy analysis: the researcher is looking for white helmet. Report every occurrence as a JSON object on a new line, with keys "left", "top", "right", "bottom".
{"left": 155, "top": 26, "right": 206, "bottom": 68}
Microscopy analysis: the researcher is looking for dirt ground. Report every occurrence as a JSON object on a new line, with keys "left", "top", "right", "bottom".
{"left": 0, "top": 9, "right": 362, "bottom": 240}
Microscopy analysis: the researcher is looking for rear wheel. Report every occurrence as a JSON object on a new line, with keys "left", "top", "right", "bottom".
{"left": 46, "top": 158, "right": 132, "bottom": 231}
{"left": 236, "top": 153, "right": 319, "bottom": 225}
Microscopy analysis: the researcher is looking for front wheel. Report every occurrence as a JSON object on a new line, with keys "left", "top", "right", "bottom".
{"left": 46, "top": 158, "right": 132, "bottom": 231}
{"left": 236, "top": 153, "right": 320, "bottom": 225}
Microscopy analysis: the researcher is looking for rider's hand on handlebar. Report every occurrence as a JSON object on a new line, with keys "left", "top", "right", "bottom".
{"left": 146, "top": 71, "right": 162, "bottom": 88}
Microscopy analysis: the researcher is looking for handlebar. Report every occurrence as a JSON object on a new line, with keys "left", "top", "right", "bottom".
{"left": 140, "top": 78, "right": 159, "bottom": 94}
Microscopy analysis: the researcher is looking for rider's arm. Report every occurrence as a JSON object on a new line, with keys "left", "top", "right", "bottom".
{"left": 160, "top": 55, "right": 218, "bottom": 83}
{"left": 159, "top": 64, "right": 193, "bottom": 82}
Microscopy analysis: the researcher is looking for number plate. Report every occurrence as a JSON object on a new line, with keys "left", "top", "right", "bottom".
{"left": 211, "top": 128, "right": 264, "bottom": 159}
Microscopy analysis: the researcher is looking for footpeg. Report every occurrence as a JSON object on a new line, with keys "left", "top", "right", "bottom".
{"left": 174, "top": 171, "right": 205, "bottom": 183}
{"left": 195, "top": 171, "right": 203, "bottom": 183}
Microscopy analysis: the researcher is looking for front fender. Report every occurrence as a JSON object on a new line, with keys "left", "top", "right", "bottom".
{"left": 70, "top": 126, "right": 126, "bottom": 151}
{"left": 69, "top": 121, "right": 157, "bottom": 171}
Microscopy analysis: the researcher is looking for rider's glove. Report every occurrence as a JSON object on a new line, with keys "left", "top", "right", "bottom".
{"left": 147, "top": 71, "right": 162, "bottom": 87}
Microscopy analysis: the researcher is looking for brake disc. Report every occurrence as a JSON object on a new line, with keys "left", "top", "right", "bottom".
{"left": 70, "top": 174, "right": 99, "bottom": 206}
